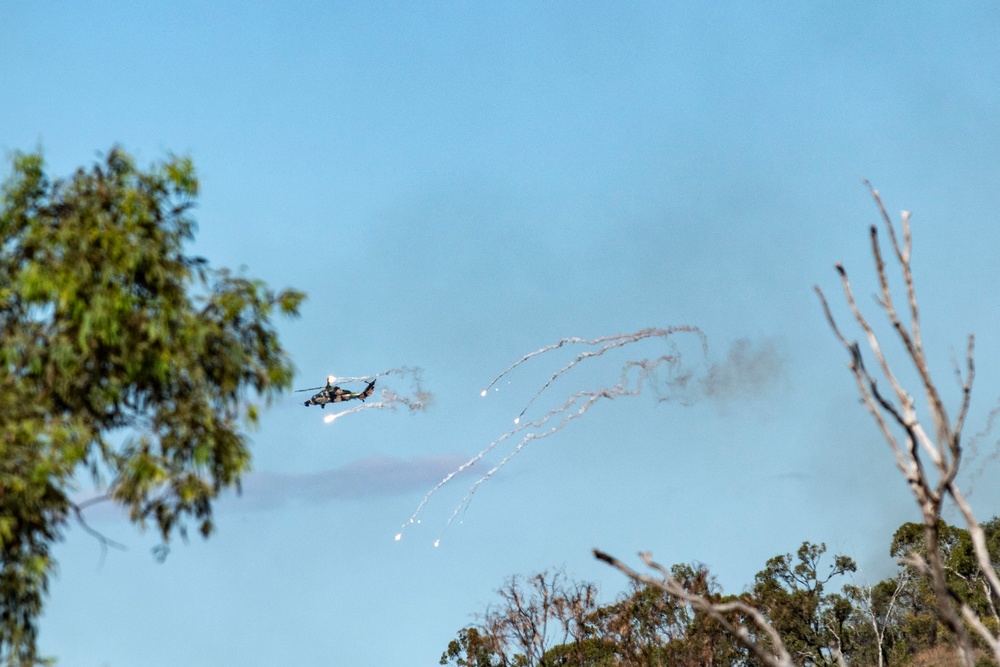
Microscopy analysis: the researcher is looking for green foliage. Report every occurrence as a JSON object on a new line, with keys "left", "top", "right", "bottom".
{"left": 587, "top": 564, "right": 748, "bottom": 667}
{"left": 441, "top": 570, "right": 603, "bottom": 667}
{"left": 750, "top": 542, "right": 856, "bottom": 666}
{"left": 444, "top": 563, "right": 748, "bottom": 667}
{"left": 441, "top": 627, "right": 507, "bottom": 667}
{"left": 891, "top": 519, "right": 1000, "bottom": 616}
{"left": 885, "top": 520, "right": 1000, "bottom": 659}
{"left": 0, "top": 147, "right": 303, "bottom": 664}
{"left": 450, "top": 525, "right": 1000, "bottom": 667}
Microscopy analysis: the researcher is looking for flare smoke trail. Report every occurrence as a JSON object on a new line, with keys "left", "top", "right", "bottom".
{"left": 396, "top": 327, "right": 706, "bottom": 546}
{"left": 496, "top": 327, "right": 706, "bottom": 422}
{"left": 323, "top": 367, "right": 432, "bottom": 424}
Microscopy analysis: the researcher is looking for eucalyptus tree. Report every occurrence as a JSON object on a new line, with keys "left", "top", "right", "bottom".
{"left": 0, "top": 148, "right": 303, "bottom": 664}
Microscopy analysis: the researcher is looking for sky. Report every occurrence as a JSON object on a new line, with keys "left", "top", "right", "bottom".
{"left": 3, "top": 2, "right": 1000, "bottom": 665}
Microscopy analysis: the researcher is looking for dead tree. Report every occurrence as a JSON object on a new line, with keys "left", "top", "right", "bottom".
{"left": 597, "top": 184, "right": 1000, "bottom": 667}
{"left": 441, "top": 569, "right": 599, "bottom": 667}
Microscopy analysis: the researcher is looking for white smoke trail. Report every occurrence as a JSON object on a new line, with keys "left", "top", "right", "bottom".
{"left": 506, "top": 327, "right": 706, "bottom": 421}
{"left": 481, "top": 327, "right": 705, "bottom": 398}
{"left": 397, "top": 327, "right": 706, "bottom": 545}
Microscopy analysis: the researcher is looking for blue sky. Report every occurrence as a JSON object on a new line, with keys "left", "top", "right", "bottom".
{"left": 4, "top": 2, "right": 1000, "bottom": 665}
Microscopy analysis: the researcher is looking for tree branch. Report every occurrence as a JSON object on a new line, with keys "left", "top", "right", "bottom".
{"left": 71, "top": 496, "right": 127, "bottom": 568}
{"left": 594, "top": 549, "right": 797, "bottom": 667}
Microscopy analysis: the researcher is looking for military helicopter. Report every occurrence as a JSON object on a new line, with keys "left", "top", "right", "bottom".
{"left": 297, "top": 376, "right": 377, "bottom": 408}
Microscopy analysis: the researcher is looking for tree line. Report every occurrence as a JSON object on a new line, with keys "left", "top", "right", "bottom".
{"left": 443, "top": 518, "right": 1000, "bottom": 667}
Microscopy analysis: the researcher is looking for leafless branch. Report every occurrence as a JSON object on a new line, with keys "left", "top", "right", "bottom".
{"left": 816, "top": 189, "right": 999, "bottom": 667}
{"left": 594, "top": 549, "right": 797, "bottom": 667}
{"left": 595, "top": 187, "right": 1000, "bottom": 667}
{"left": 71, "top": 496, "right": 127, "bottom": 568}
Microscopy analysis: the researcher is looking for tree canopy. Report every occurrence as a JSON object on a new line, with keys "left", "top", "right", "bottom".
{"left": 447, "top": 525, "right": 1000, "bottom": 667}
{"left": 0, "top": 147, "right": 303, "bottom": 663}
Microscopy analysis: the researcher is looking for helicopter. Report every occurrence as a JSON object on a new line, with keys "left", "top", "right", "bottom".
{"left": 297, "top": 376, "right": 377, "bottom": 408}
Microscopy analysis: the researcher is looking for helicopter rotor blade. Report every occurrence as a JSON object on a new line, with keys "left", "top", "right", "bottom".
{"left": 294, "top": 386, "right": 327, "bottom": 392}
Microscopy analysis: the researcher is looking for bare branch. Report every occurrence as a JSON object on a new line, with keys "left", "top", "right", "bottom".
{"left": 951, "top": 335, "right": 976, "bottom": 460}
{"left": 590, "top": 187, "right": 994, "bottom": 667}
{"left": 71, "top": 498, "right": 127, "bottom": 568}
{"left": 958, "top": 603, "right": 1000, "bottom": 665}
{"left": 594, "top": 549, "right": 797, "bottom": 667}
{"left": 817, "top": 187, "right": 997, "bottom": 667}
{"left": 816, "top": 284, "right": 932, "bottom": 506}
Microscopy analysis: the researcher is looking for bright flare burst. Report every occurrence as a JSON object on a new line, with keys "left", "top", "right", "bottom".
{"left": 396, "top": 326, "right": 706, "bottom": 546}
